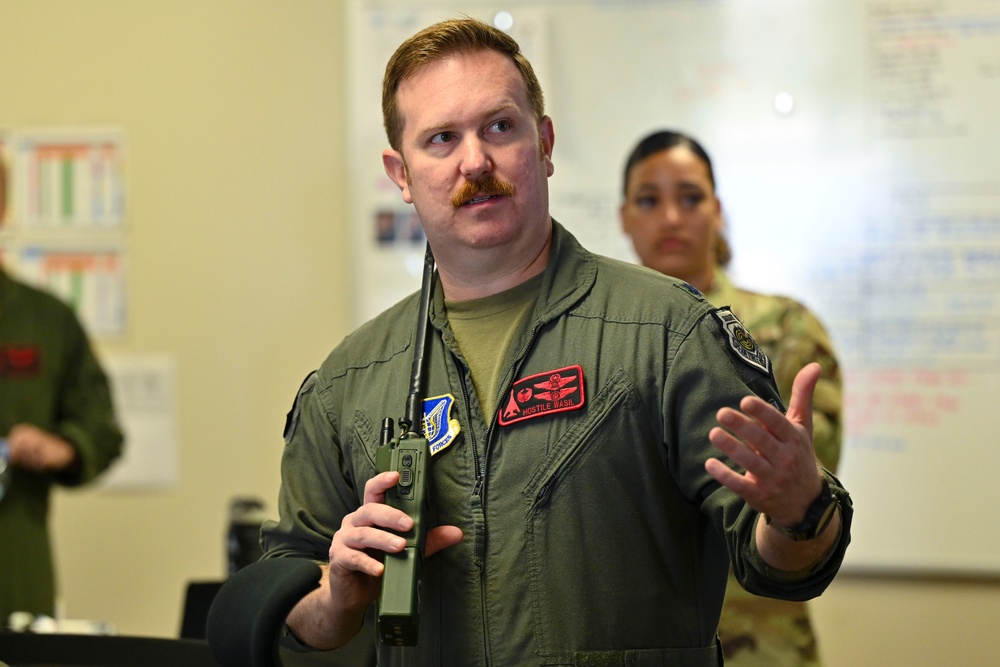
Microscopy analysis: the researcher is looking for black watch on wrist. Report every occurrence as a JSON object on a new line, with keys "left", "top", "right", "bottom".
{"left": 765, "top": 481, "right": 839, "bottom": 541}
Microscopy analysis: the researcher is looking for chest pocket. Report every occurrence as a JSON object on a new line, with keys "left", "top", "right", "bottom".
{"left": 520, "top": 370, "right": 711, "bottom": 656}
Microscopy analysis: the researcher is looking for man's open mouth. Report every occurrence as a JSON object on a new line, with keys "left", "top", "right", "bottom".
{"left": 465, "top": 194, "right": 499, "bottom": 205}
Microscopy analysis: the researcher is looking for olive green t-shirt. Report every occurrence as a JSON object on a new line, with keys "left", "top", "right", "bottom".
{"left": 444, "top": 273, "right": 543, "bottom": 418}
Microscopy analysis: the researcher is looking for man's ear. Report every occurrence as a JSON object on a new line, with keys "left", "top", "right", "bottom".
{"left": 382, "top": 149, "right": 413, "bottom": 204}
{"left": 539, "top": 116, "right": 555, "bottom": 177}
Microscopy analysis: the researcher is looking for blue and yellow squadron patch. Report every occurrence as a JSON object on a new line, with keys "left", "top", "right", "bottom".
{"left": 423, "top": 394, "right": 461, "bottom": 456}
{"left": 498, "top": 365, "right": 585, "bottom": 427}
{"left": 713, "top": 307, "right": 771, "bottom": 375}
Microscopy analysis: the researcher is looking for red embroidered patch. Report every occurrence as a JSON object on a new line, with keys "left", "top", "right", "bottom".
{"left": 498, "top": 365, "right": 585, "bottom": 426}
{"left": 0, "top": 345, "right": 41, "bottom": 377}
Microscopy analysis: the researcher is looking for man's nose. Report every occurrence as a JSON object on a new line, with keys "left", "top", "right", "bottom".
{"left": 459, "top": 136, "right": 492, "bottom": 180}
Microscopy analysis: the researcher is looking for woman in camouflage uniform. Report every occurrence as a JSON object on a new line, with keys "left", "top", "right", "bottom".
{"left": 620, "top": 130, "right": 842, "bottom": 667}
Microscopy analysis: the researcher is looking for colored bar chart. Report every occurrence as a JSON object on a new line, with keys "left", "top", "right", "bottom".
{"left": 17, "top": 246, "right": 127, "bottom": 338}
{"left": 3, "top": 129, "right": 129, "bottom": 338}
{"left": 16, "top": 132, "right": 124, "bottom": 229}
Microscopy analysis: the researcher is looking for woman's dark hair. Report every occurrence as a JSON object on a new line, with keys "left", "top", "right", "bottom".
{"left": 621, "top": 130, "right": 715, "bottom": 196}
{"left": 621, "top": 129, "right": 731, "bottom": 268}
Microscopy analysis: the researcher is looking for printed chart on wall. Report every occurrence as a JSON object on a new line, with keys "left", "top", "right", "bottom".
{"left": 348, "top": 0, "right": 1000, "bottom": 576}
{"left": 1, "top": 128, "right": 128, "bottom": 338}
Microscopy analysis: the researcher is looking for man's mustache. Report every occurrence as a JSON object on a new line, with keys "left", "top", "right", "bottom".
{"left": 452, "top": 176, "right": 517, "bottom": 208}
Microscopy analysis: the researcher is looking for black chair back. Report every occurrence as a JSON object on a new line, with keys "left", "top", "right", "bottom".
{"left": 206, "top": 558, "right": 321, "bottom": 667}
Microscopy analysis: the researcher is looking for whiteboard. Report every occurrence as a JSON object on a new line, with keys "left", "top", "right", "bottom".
{"left": 347, "top": 0, "right": 1000, "bottom": 576}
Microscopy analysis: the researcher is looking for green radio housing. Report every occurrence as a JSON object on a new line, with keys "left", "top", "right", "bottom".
{"left": 376, "top": 432, "right": 430, "bottom": 646}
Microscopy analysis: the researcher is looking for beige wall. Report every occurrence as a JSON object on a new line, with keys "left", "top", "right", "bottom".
{"left": 1, "top": 0, "right": 350, "bottom": 638}
{"left": 2, "top": 2, "right": 998, "bottom": 664}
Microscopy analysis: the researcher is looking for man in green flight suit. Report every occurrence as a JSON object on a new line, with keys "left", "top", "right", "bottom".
{"left": 0, "top": 156, "right": 124, "bottom": 623}
{"left": 260, "top": 18, "right": 852, "bottom": 666}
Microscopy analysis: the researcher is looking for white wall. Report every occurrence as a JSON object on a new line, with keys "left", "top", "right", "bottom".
{"left": 1, "top": 2, "right": 998, "bottom": 665}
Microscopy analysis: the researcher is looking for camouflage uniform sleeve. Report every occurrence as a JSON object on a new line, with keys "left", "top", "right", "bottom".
{"left": 769, "top": 304, "right": 842, "bottom": 473}
{"left": 708, "top": 273, "right": 842, "bottom": 473}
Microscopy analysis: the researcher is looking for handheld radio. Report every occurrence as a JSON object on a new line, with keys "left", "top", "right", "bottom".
{"left": 375, "top": 243, "right": 435, "bottom": 646}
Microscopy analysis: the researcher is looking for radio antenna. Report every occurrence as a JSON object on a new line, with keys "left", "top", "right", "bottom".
{"left": 402, "top": 242, "right": 435, "bottom": 434}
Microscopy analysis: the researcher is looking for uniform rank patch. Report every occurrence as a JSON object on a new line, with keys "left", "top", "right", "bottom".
{"left": 677, "top": 281, "right": 703, "bottom": 298}
{"left": 423, "top": 394, "right": 461, "bottom": 455}
{"left": 714, "top": 308, "right": 771, "bottom": 375}
{"left": 498, "top": 365, "right": 585, "bottom": 426}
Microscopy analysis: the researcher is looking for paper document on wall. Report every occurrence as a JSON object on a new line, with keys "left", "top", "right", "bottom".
{"left": 99, "top": 354, "right": 179, "bottom": 490}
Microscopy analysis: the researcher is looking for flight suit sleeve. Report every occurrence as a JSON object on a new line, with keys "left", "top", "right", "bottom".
{"left": 260, "top": 370, "right": 363, "bottom": 562}
{"left": 53, "top": 312, "right": 123, "bottom": 486}
{"left": 663, "top": 308, "right": 852, "bottom": 601}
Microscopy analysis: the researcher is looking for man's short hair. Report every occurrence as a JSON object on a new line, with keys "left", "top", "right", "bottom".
{"left": 381, "top": 17, "right": 545, "bottom": 152}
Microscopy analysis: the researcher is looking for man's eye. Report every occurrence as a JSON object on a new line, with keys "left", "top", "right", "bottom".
{"left": 489, "top": 120, "right": 511, "bottom": 133}
{"left": 430, "top": 132, "right": 454, "bottom": 144}
{"left": 636, "top": 195, "right": 657, "bottom": 209}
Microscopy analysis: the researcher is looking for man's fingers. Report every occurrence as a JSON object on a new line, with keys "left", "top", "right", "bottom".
{"left": 330, "top": 509, "right": 406, "bottom": 577}
{"left": 705, "top": 457, "right": 756, "bottom": 500}
{"left": 350, "top": 500, "right": 412, "bottom": 532}
{"left": 347, "top": 523, "right": 407, "bottom": 553}
{"left": 342, "top": 500, "right": 411, "bottom": 553}
{"left": 709, "top": 422, "right": 767, "bottom": 473}
{"left": 786, "top": 362, "right": 822, "bottom": 433}
{"left": 738, "top": 395, "right": 803, "bottom": 446}
{"left": 363, "top": 470, "right": 401, "bottom": 504}
{"left": 334, "top": 542, "right": 386, "bottom": 578}
{"left": 333, "top": 472, "right": 463, "bottom": 580}
{"left": 426, "top": 526, "right": 464, "bottom": 557}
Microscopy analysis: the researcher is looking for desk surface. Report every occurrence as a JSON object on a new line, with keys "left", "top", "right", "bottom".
{"left": 0, "top": 632, "right": 218, "bottom": 667}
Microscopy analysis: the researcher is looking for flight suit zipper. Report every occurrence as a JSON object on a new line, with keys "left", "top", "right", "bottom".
{"left": 455, "top": 365, "right": 492, "bottom": 666}
{"left": 458, "top": 318, "right": 543, "bottom": 667}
